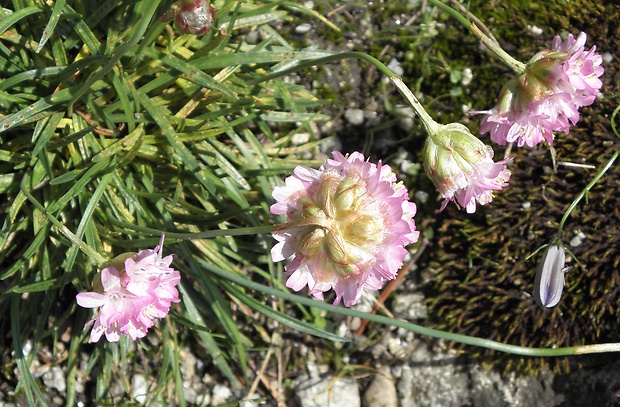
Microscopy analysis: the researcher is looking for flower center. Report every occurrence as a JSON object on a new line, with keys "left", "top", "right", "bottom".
{"left": 297, "top": 173, "right": 385, "bottom": 276}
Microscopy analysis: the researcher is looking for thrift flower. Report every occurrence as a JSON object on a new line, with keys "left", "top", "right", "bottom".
{"left": 423, "top": 122, "right": 511, "bottom": 213}
{"left": 76, "top": 234, "right": 180, "bottom": 342}
{"left": 478, "top": 32, "right": 603, "bottom": 147}
{"left": 270, "top": 151, "right": 419, "bottom": 307}
{"left": 389, "top": 77, "right": 510, "bottom": 214}
{"left": 533, "top": 243, "right": 567, "bottom": 308}
{"left": 161, "top": 0, "right": 216, "bottom": 35}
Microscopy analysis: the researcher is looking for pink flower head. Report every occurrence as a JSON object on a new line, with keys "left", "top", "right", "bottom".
{"left": 76, "top": 234, "right": 181, "bottom": 342}
{"left": 161, "top": 0, "right": 216, "bottom": 35}
{"left": 423, "top": 123, "right": 511, "bottom": 213}
{"left": 478, "top": 32, "right": 603, "bottom": 147}
{"left": 270, "top": 151, "right": 419, "bottom": 307}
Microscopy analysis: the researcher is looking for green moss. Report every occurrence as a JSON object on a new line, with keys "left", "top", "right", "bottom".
{"left": 403, "top": 0, "right": 620, "bottom": 374}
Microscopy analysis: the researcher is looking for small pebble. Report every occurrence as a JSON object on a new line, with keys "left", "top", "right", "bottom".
{"left": 295, "top": 23, "right": 312, "bottom": 35}
{"left": 387, "top": 58, "right": 404, "bottom": 77}
{"left": 569, "top": 231, "right": 586, "bottom": 247}
{"left": 344, "top": 108, "right": 365, "bottom": 126}
{"left": 130, "top": 374, "right": 148, "bottom": 405}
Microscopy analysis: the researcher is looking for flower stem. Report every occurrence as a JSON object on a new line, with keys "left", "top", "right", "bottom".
{"left": 557, "top": 149, "right": 619, "bottom": 236}
{"left": 426, "top": 0, "right": 526, "bottom": 74}
{"left": 248, "top": 51, "right": 440, "bottom": 136}
{"left": 558, "top": 103, "right": 620, "bottom": 235}
{"left": 205, "top": 260, "right": 620, "bottom": 356}
{"left": 389, "top": 77, "right": 440, "bottom": 135}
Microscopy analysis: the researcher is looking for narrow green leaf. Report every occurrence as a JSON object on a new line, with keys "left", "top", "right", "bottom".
{"left": 63, "top": 171, "right": 113, "bottom": 276}
{"left": 92, "top": 124, "right": 145, "bottom": 162}
{"left": 32, "top": 111, "right": 64, "bottom": 156}
{"left": 0, "top": 6, "right": 43, "bottom": 36}
{"left": 0, "top": 66, "right": 64, "bottom": 92}
{"left": 179, "top": 283, "right": 242, "bottom": 389}
{"left": 11, "top": 295, "right": 48, "bottom": 406}
{"left": 47, "top": 158, "right": 112, "bottom": 214}
{"left": 11, "top": 278, "right": 62, "bottom": 293}
{"left": 263, "top": 111, "right": 330, "bottom": 122}
{"left": 136, "top": 90, "right": 222, "bottom": 201}
{"left": 140, "top": 47, "right": 235, "bottom": 96}
{"left": 36, "top": 0, "right": 66, "bottom": 52}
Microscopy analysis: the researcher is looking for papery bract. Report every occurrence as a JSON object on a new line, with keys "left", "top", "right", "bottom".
{"left": 270, "top": 151, "right": 419, "bottom": 307}
{"left": 423, "top": 122, "right": 511, "bottom": 213}
{"left": 161, "top": 0, "right": 216, "bottom": 35}
{"left": 76, "top": 234, "right": 181, "bottom": 342}
{"left": 533, "top": 244, "right": 566, "bottom": 308}
{"left": 479, "top": 31, "right": 603, "bottom": 147}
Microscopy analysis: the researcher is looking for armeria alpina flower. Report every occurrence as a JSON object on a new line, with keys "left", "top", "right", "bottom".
{"left": 533, "top": 243, "right": 567, "bottom": 308}
{"left": 76, "top": 234, "right": 181, "bottom": 342}
{"left": 423, "top": 122, "right": 511, "bottom": 213}
{"left": 161, "top": 0, "right": 216, "bottom": 35}
{"left": 270, "top": 151, "right": 419, "bottom": 307}
{"left": 479, "top": 32, "right": 603, "bottom": 147}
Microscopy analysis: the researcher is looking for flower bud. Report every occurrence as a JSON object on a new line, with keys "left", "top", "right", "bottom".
{"left": 533, "top": 244, "right": 566, "bottom": 308}
{"left": 161, "top": 0, "right": 216, "bottom": 35}
{"left": 423, "top": 123, "right": 511, "bottom": 213}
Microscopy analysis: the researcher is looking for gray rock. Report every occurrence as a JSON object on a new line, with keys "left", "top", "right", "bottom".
{"left": 362, "top": 367, "right": 397, "bottom": 407}
{"left": 397, "top": 342, "right": 470, "bottom": 407}
{"left": 392, "top": 293, "right": 428, "bottom": 320}
{"left": 211, "top": 383, "right": 233, "bottom": 405}
{"left": 293, "top": 375, "right": 361, "bottom": 407}
{"left": 245, "top": 30, "right": 259, "bottom": 45}
{"left": 42, "top": 366, "right": 66, "bottom": 393}
{"left": 180, "top": 348, "right": 197, "bottom": 380}
{"left": 130, "top": 374, "right": 148, "bottom": 405}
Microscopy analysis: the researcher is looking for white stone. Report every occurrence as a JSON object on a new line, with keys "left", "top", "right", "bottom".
{"left": 295, "top": 23, "right": 313, "bottom": 35}
{"left": 130, "top": 374, "right": 148, "bottom": 405}
{"left": 344, "top": 108, "right": 365, "bottom": 126}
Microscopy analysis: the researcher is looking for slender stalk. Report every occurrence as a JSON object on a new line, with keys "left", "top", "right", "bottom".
{"left": 557, "top": 149, "right": 619, "bottom": 236}
{"left": 558, "top": 102, "right": 620, "bottom": 235}
{"left": 205, "top": 261, "right": 620, "bottom": 356}
{"left": 248, "top": 51, "right": 442, "bottom": 136}
{"left": 390, "top": 77, "right": 439, "bottom": 135}
{"left": 248, "top": 51, "right": 397, "bottom": 86}
{"left": 426, "top": 0, "right": 526, "bottom": 74}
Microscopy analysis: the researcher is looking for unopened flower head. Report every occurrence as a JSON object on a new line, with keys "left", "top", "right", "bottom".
{"left": 423, "top": 123, "right": 511, "bottom": 213}
{"left": 270, "top": 151, "right": 419, "bottom": 307}
{"left": 76, "top": 234, "right": 181, "bottom": 342}
{"left": 479, "top": 32, "right": 603, "bottom": 147}
{"left": 533, "top": 242, "right": 567, "bottom": 308}
{"left": 161, "top": 0, "right": 216, "bottom": 35}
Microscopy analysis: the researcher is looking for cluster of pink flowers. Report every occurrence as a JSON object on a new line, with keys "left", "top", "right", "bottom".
{"left": 270, "top": 151, "right": 419, "bottom": 307}
{"left": 423, "top": 123, "right": 512, "bottom": 213}
{"left": 479, "top": 32, "right": 603, "bottom": 147}
{"left": 76, "top": 235, "right": 180, "bottom": 342}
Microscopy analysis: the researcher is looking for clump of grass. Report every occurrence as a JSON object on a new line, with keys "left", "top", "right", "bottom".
{"left": 0, "top": 0, "right": 340, "bottom": 404}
